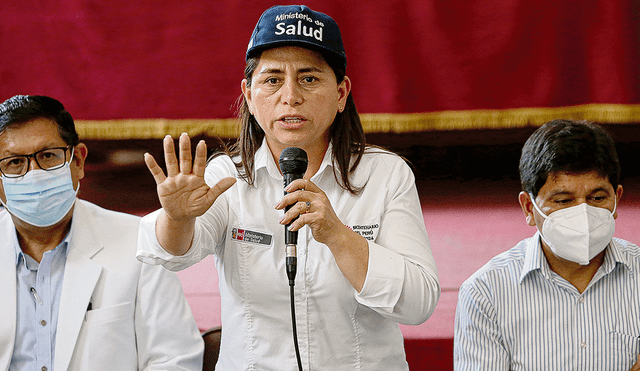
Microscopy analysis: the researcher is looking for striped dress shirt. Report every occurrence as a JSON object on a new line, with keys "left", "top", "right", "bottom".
{"left": 454, "top": 233, "right": 640, "bottom": 370}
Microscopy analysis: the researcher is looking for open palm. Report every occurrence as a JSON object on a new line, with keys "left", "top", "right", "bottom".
{"left": 145, "top": 133, "right": 235, "bottom": 221}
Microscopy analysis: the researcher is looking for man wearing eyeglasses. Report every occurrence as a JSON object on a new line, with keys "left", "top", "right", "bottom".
{"left": 0, "top": 95, "right": 203, "bottom": 370}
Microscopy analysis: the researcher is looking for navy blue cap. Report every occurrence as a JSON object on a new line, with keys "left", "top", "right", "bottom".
{"left": 246, "top": 5, "right": 346, "bottom": 70}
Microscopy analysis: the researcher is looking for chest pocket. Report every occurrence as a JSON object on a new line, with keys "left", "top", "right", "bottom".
{"left": 609, "top": 331, "right": 640, "bottom": 356}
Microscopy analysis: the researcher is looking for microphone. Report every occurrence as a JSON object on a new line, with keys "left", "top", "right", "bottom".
{"left": 279, "top": 147, "right": 308, "bottom": 286}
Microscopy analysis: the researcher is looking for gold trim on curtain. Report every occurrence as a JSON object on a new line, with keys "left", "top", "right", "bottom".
{"left": 76, "top": 103, "right": 640, "bottom": 140}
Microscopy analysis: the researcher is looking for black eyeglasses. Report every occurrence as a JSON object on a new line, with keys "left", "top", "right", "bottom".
{"left": 0, "top": 146, "right": 73, "bottom": 178}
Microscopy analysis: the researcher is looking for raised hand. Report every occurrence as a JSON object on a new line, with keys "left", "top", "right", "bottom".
{"left": 145, "top": 133, "right": 235, "bottom": 221}
{"left": 145, "top": 133, "right": 235, "bottom": 255}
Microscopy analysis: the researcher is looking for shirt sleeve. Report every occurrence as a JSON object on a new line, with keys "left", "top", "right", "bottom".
{"left": 134, "top": 261, "right": 204, "bottom": 370}
{"left": 354, "top": 155, "right": 440, "bottom": 325}
{"left": 454, "top": 279, "right": 510, "bottom": 370}
{"left": 135, "top": 209, "right": 206, "bottom": 271}
{"left": 136, "top": 157, "right": 233, "bottom": 271}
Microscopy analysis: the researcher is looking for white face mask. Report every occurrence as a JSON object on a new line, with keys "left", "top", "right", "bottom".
{"left": 1, "top": 161, "right": 78, "bottom": 227}
{"left": 530, "top": 193, "right": 616, "bottom": 265}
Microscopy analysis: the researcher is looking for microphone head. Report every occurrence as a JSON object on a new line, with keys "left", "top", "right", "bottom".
{"left": 279, "top": 147, "right": 308, "bottom": 175}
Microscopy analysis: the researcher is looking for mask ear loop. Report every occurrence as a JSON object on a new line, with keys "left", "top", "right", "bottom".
{"left": 65, "top": 146, "right": 80, "bottom": 196}
{"left": 67, "top": 146, "right": 75, "bottom": 165}
{"left": 611, "top": 196, "right": 617, "bottom": 216}
{"left": 528, "top": 193, "right": 548, "bottom": 218}
{"left": 528, "top": 193, "right": 557, "bottom": 249}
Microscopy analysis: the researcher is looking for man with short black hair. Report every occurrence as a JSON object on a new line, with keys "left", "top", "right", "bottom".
{"left": 455, "top": 119, "right": 640, "bottom": 370}
{"left": 0, "top": 95, "right": 203, "bottom": 370}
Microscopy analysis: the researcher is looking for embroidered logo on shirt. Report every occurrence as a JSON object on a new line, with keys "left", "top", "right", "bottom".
{"left": 350, "top": 223, "right": 379, "bottom": 241}
{"left": 231, "top": 227, "right": 273, "bottom": 246}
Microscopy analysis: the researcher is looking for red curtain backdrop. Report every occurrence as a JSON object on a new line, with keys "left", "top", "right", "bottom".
{"left": 1, "top": 0, "right": 639, "bottom": 124}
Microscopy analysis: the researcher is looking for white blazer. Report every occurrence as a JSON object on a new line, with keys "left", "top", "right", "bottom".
{"left": 0, "top": 200, "right": 203, "bottom": 370}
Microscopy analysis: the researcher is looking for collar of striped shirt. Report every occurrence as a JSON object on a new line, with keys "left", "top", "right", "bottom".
{"left": 519, "top": 232, "right": 631, "bottom": 285}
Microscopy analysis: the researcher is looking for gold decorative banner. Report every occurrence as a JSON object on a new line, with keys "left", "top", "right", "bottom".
{"left": 76, "top": 104, "right": 640, "bottom": 140}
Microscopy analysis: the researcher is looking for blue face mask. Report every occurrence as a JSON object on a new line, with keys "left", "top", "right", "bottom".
{"left": 1, "top": 160, "right": 78, "bottom": 227}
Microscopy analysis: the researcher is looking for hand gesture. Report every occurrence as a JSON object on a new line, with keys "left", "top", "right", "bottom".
{"left": 145, "top": 133, "right": 236, "bottom": 222}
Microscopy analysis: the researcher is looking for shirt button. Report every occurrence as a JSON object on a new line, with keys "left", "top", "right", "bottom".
{"left": 42, "top": 367, "right": 48, "bottom": 371}
{"left": 40, "top": 320, "right": 47, "bottom": 326}
{"left": 578, "top": 297, "right": 585, "bottom": 304}
{"left": 580, "top": 342, "right": 587, "bottom": 348}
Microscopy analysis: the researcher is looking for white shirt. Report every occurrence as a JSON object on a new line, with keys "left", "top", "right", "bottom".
{"left": 138, "top": 142, "right": 440, "bottom": 370}
{"left": 454, "top": 233, "right": 640, "bottom": 371}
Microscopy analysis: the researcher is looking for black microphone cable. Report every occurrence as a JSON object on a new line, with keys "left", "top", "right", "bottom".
{"left": 289, "top": 280, "right": 303, "bottom": 371}
{"left": 279, "top": 147, "right": 308, "bottom": 371}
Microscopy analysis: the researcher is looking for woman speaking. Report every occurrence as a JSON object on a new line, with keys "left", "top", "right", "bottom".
{"left": 137, "top": 5, "right": 440, "bottom": 370}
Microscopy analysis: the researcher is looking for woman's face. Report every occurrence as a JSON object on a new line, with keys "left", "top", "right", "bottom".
{"left": 242, "top": 46, "right": 350, "bottom": 157}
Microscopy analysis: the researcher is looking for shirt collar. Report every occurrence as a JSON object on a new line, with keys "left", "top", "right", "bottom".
{"left": 519, "top": 231, "right": 627, "bottom": 283}
{"left": 520, "top": 231, "right": 549, "bottom": 283}
{"left": 603, "top": 238, "right": 631, "bottom": 272}
{"left": 254, "top": 138, "right": 273, "bottom": 174}
{"left": 314, "top": 143, "right": 334, "bottom": 180}
{"left": 254, "top": 138, "right": 335, "bottom": 181}
{"left": 14, "top": 227, "right": 72, "bottom": 267}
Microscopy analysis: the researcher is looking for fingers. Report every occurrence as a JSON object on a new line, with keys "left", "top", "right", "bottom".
{"left": 144, "top": 153, "right": 167, "bottom": 185}
{"left": 287, "top": 199, "right": 312, "bottom": 218}
{"left": 276, "top": 179, "right": 310, "bottom": 210}
{"left": 163, "top": 133, "right": 206, "bottom": 177}
{"left": 295, "top": 200, "right": 311, "bottom": 217}
{"left": 163, "top": 135, "right": 179, "bottom": 177}
{"left": 283, "top": 199, "right": 320, "bottom": 232}
{"left": 285, "top": 200, "right": 311, "bottom": 231}
{"left": 284, "top": 178, "right": 318, "bottom": 194}
{"left": 208, "top": 177, "right": 237, "bottom": 200}
{"left": 276, "top": 179, "right": 319, "bottom": 209}
{"left": 179, "top": 133, "right": 193, "bottom": 174}
{"left": 192, "top": 140, "right": 208, "bottom": 177}
{"left": 276, "top": 179, "right": 325, "bottom": 231}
